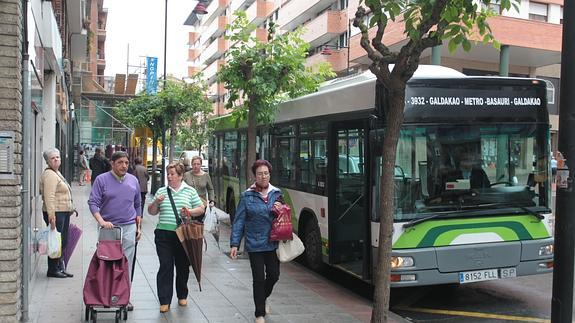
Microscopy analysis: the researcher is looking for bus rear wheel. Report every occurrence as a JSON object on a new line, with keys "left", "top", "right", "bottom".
{"left": 304, "top": 221, "right": 323, "bottom": 271}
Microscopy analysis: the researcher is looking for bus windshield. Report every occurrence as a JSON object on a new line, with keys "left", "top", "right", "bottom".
{"left": 373, "top": 124, "right": 551, "bottom": 222}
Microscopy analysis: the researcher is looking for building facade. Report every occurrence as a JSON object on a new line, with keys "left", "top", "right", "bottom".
{"left": 0, "top": 0, "right": 88, "bottom": 320}
{"left": 184, "top": 0, "right": 562, "bottom": 148}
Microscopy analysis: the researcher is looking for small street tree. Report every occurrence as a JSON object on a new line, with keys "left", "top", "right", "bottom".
{"left": 352, "top": 0, "right": 518, "bottom": 321}
{"left": 218, "top": 11, "right": 335, "bottom": 183}
{"left": 115, "top": 93, "right": 167, "bottom": 192}
{"left": 159, "top": 79, "right": 212, "bottom": 162}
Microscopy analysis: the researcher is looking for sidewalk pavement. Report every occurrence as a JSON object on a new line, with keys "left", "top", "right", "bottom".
{"left": 28, "top": 183, "right": 409, "bottom": 323}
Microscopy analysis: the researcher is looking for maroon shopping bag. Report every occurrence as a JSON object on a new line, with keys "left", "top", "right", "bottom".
{"left": 83, "top": 240, "right": 131, "bottom": 307}
{"left": 269, "top": 204, "right": 293, "bottom": 241}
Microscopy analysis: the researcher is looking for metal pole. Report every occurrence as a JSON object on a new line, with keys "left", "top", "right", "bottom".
{"left": 347, "top": 19, "right": 350, "bottom": 75}
{"left": 551, "top": 1, "right": 575, "bottom": 321}
{"left": 21, "top": 0, "right": 30, "bottom": 319}
{"left": 161, "top": 0, "right": 168, "bottom": 186}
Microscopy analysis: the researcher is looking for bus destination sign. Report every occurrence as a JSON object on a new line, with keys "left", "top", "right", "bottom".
{"left": 405, "top": 96, "right": 542, "bottom": 107}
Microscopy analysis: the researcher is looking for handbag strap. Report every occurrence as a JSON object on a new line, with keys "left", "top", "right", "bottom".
{"left": 166, "top": 188, "right": 182, "bottom": 226}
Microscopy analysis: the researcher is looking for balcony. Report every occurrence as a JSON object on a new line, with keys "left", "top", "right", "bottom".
{"left": 202, "top": 15, "right": 229, "bottom": 45}
{"left": 277, "top": 0, "right": 334, "bottom": 32}
{"left": 97, "top": 28, "right": 106, "bottom": 41}
{"left": 306, "top": 48, "right": 348, "bottom": 74}
{"left": 188, "top": 48, "right": 201, "bottom": 61}
{"left": 256, "top": 28, "right": 268, "bottom": 42}
{"left": 230, "top": 0, "right": 253, "bottom": 16}
{"left": 188, "top": 66, "right": 202, "bottom": 77}
{"left": 245, "top": 0, "right": 275, "bottom": 25}
{"left": 208, "top": 82, "right": 226, "bottom": 97}
{"left": 189, "top": 31, "right": 200, "bottom": 45}
{"left": 203, "top": 59, "right": 225, "bottom": 83}
{"left": 302, "top": 10, "right": 348, "bottom": 48}
{"left": 200, "top": 37, "right": 228, "bottom": 66}
{"left": 204, "top": 0, "right": 231, "bottom": 25}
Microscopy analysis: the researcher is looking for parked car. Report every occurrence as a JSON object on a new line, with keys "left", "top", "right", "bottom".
{"left": 179, "top": 150, "right": 208, "bottom": 172}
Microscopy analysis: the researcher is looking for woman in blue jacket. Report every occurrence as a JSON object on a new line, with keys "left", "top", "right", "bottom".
{"left": 230, "top": 160, "right": 282, "bottom": 323}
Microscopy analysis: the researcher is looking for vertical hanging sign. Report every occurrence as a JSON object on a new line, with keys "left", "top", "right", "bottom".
{"left": 146, "top": 57, "right": 158, "bottom": 95}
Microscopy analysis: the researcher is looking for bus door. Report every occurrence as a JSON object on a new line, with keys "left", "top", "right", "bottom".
{"left": 328, "top": 121, "right": 369, "bottom": 279}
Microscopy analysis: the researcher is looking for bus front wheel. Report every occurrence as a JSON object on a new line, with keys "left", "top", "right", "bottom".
{"left": 304, "top": 221, "right": 323, "bottom": 271}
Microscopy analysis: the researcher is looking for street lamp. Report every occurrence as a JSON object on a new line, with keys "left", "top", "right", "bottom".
{"left": 320, "top": 44, "right": 350, "bottom": 75}
{"left": 161, "top": 0, "right": 168, "bottom": 187}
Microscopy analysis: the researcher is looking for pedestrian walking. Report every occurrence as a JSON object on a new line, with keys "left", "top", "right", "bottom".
{"left": 147, "top": 161, "right": 205, "bottom": 313}
{"left": 230, "top": 160, "right": 284, "bottom": 323}
{"left": 40, "top": 148, "right": 75, "bottom": 278}
{"left": 78, "top": 150, "right": 89, "bottom": 186}
{"left": 88, "top": 151, "right": 142, "bottom": 311}
{"left": 133, "top": 157, "right": 149, "bottom": 214}
{"left": 183, "top": 155, "right": 215, "bottom": 214}
{"left": 89, "top": 147, "right": 110, "bottom": 185}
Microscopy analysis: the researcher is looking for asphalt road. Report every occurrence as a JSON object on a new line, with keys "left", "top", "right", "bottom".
{"left": 389, "top": 273, "right": 567, "bottom": 322}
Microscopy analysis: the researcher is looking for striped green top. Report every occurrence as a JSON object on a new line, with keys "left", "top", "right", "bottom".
{"left": 154, "top": 182, "right": 203, "bottom": 231}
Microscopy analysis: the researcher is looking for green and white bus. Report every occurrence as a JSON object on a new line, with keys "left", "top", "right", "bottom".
{"left": 209, "top": 65, "right": 554, "bottom": 286}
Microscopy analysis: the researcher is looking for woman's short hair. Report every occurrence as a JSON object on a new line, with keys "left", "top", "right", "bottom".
{"left": 42, "top": 148, "right": 60, "bottom": 163}
{"left": 111, "top": 151, "right": 129, "bottom": 162}
{"left": 251, "top": 159, "right": 272, "bottom": 175}
{"left": 191, "top": 155, "right": 203, "bottom": 164}
{"left": 167, "top": 161, "right": 185, "bottom": 176}
{"left": 134, "top": 157, "right": 143, "bottom": 165}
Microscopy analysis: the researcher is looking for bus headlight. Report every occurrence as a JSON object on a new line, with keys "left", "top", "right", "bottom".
{"left": 391, "top": 256, "right": 414, "bottom": 268}
{"left": 539, "top": 244, "right": 554, "bottom": 256}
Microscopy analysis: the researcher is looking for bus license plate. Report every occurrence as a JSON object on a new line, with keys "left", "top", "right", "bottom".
{"left": 459, "top": 269, "right": 498, "bottom": 283}
{"left": 459, "top": 267, "right": 517, "bottom": 283}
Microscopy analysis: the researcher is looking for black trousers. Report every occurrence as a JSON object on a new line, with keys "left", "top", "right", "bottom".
{"left": 154, "top": 229, "right": 190, "bottom": 305}
{"left": 42, "top": 211, "right": 70, "bottom": 274}
{"left": 140, "top": 192, "right": 146, "bottom": 216}
{"left": 248, "top": 250, "right": 280, "bottom": 318}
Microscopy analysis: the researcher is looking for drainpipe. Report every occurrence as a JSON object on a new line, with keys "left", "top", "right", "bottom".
{"left": 21, "top": 0, "right": 31, "bottom": 320}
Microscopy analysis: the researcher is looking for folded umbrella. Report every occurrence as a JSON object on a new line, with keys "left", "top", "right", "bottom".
{"left": 62, "top": 223, "right": 82, "bottom": 268}
{"left": 176, "top": 221, "right": 204, "bottom": 291}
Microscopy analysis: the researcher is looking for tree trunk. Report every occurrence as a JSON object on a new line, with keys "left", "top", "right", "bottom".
{"left": 371, "top": 86, "right": 406, "bottom": 323}
{"left": 246, "top": 99, "right": 258, "bottom": 186}
{"left": 151, "top": 132, "right": 159, "bottom": 194}
{"left": 168, "top": 112, "right": 179, "bottom": 162}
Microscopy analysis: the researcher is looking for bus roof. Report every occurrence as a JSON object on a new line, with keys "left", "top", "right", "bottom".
{"left": 211, "top": 65, "right": 548, "bottom": 129}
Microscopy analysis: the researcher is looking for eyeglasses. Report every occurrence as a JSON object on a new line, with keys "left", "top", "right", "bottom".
{"left": 256, "top": 172, "right": 270, "bottom": 178}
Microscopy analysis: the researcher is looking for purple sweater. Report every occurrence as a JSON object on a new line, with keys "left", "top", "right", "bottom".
{"left": 88, "top": 172, "right": 142, "bottom": 225}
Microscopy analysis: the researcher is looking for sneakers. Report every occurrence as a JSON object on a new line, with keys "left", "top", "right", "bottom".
{"left": 159, "top": 304, "right": 170, "bottom": 313}
{"left": 178, "top": 299, "right": 188, "bottom": 306}
{"left": 255, "top": 317, "right": 265, "bottom": 323}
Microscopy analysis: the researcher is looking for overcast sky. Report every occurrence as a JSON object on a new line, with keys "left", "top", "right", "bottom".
{"left": 104, "top": 0, "right": 198, "bottom": 80}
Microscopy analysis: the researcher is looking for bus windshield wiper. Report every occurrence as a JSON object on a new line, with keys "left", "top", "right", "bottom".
{"left": 487, "top": 203, "right": 546, "bottom": 220}
{"left": 402, "top": 209, "right": 477, "bottom": 229}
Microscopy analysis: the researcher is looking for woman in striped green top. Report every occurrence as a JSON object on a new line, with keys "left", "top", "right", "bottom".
{"left": 148, "top": 162, "right": 204, "bottom": 313}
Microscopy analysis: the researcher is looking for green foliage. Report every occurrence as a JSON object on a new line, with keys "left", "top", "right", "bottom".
{"left": 115, "top": 93, "right": 167, "bottom": 134}
{"left": 360, "top": 0, "right": 516, "bottom": 57}
{"left": 217, "top": 11, "right": 335, "bottom": 125}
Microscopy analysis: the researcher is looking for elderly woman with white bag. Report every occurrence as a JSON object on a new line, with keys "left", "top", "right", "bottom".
{"left": 40, "top": 148, "right": 75, "bottom": 278}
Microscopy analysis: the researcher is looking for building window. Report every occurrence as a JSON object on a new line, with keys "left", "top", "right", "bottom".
{"left": 529, "top": 2, "right": 548, "bottom": 22}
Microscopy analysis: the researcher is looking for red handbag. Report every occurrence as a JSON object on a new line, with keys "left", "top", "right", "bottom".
{"left": 269, "top": 204, "right": 293, "bottom": 241}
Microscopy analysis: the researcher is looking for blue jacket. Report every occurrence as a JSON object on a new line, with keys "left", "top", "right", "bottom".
{"left": 230, "top": 184, "right": 282, "bottom": 252}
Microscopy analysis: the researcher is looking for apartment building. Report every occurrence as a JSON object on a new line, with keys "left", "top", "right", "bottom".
{"left": 185, "top": 0, "right": 562, "bottom": 144}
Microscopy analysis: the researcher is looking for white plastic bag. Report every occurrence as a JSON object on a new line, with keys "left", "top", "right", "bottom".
{"left": 276, "top": 233, "right": 305, "bottom": 263}
{"left": 203, "top": 207, "right": 218, "bottom": 234}
{"left": 36, "top": 228, "right": 49, "bottom": 255}
{"left": 47, "top": 227, "right": 62, "bottom": 259}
